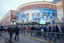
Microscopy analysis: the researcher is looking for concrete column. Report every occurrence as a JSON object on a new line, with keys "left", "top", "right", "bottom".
{"left": 29, "top": 12, "right": 32, "bottom": 22}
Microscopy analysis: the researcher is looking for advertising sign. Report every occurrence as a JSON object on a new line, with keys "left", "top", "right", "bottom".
{"left": 39, "top": 19, "right": 46, "bottom": 24}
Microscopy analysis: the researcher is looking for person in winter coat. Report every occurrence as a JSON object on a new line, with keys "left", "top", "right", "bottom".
{"left": 7, "top": 25, "right": 14, "bottom": 43}
{"left": 52, "top": 23, "right": 59, "bottom": 32}
{"left": 14, "top": 25, "right": 20, "bottom": 41}
{"left": 26, "top": 26, "right": 30, "bottom": 36}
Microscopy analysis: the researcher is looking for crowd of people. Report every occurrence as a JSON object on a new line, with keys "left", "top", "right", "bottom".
{"left": 0, "top": 25, "right": 20, "bottom": 43}
{"left": 21, "top": 23, "right": 64, "bottom": 36}
{"left": 0, "top": 23, "right": 64, "bottom": 42}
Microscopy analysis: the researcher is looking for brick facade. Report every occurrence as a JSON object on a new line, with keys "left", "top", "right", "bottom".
{"left": 57, "top": 4, "right": 62, "bottom": 10}
{"left": 17, "top": 2, "right": 57, "bottom": 12}
{"left": 62, "top": 0, "right": 64, "bottom": 17}
{"left": 17, "top": 4, "right": 56, "bottom": 12}
{"left": 0, "top": 10, "right": 17, "bottom": 25}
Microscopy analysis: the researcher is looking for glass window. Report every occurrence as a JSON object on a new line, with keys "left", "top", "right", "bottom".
{"left": 26, "top": 6, "right": 29, "bottom": 9}
{"left": 32, "top": 13, "right": 37, "bottom": 21}
{"left": 25, "top": 16, "right": 29, "bottom": 22}
{"left": 17, "top": 12, "right": 23, "bottom": 16}
{"left": 17, "top": 16, "right": 22, "bottom": 20}
{"left": 23, "top": 14, "right": 29, "bottom": 22}
{"left": 38, "top": 13, "right": 40, "bottom": 16}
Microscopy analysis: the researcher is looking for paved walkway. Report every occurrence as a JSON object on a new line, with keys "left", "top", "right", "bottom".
{"left": 1, "top": 32, "right": 64, "bottom": 43}
{"left": 1, "top": 32, "right": 47, "bottom": 43}
{"left": 0, "top": 36, "right": 5, "bottom": 43}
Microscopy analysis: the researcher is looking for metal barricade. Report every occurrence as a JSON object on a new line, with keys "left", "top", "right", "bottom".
{"left": 47, "top": 32, "right": 64, "bottom": 43}
{"left": 20, "top": 29, "right": 25, "bottom": 34}
{"left": 20, "top": 29, "right": 64, "bottom": 43}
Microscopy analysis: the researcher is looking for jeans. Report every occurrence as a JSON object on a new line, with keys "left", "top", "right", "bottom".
{"left": 14, "top": 35, "right": 19, "bottom": 41}
{"left": 9, "top": 33, "right": 13, "bottom": 43}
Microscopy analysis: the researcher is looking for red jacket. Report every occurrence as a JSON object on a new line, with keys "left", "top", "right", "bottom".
{"left": 26, "top": 27, "right": 30, "bottom": 32}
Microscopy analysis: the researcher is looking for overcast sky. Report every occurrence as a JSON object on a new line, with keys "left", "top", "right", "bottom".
{"left": 0, "top": 0, "right": 54, "bottom": 19}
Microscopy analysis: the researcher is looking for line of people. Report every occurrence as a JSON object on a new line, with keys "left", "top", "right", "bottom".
{"left": 0, "top": 23, "right": 64, "bottom": 43}
{"left": 24, "top": 23, "right": 59, "bottom": 37}
{"left": 0, "top": 25, "right": 20, "bottom": 43}
{"left": 21, "top": 23, "right": 64, "bottom": 38}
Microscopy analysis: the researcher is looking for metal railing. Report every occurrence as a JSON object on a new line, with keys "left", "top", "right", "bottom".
{"left": 47, "top": 32, "right": 64, "bottom": 43}
{"left": 20, "top": 29, "right": 64, "bottom": 43}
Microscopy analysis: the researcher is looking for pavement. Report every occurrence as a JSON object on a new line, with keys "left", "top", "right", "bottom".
{"left": 0, "top": 35, "right": 5, "bottom": 43}
{"left": 0, "top": 38, "right": 4, "bottom": 43}
{"left": 0, "top": 32, "right": 48, "bottom": 43}
{"left": 0, "top": 32, "right": 64, "bottom": 43}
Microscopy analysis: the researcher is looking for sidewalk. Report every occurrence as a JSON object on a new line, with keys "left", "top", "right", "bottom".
{"left": 1, "top": 32, "right": 15, "bottom": 43}
{"left": 1, "top": 32, "right": 47, "bottom": 43}
{"left": 20, "top": 33, "right": 64, "bottom": 43}
{"left": 1, "top": 32, "right": 64, "bottom": 43}
{"left": 0, "top": 37, "right": 5, "bottom": 43}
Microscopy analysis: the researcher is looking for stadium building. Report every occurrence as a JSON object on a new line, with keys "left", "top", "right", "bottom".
{"left": 1, "top": 0, "right": 64, "bottom": 25}
{"left": 16, "top": 1, "right": 62, "bottom": 24}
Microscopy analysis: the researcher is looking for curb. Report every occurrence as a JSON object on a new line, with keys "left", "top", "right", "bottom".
{"left": 19, "top": 34, "right": 49, "bottom": 43}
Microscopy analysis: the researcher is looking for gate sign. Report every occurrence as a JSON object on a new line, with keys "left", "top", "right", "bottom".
{"left": 39, "top": 19, "right": 46, "bottom": 24}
